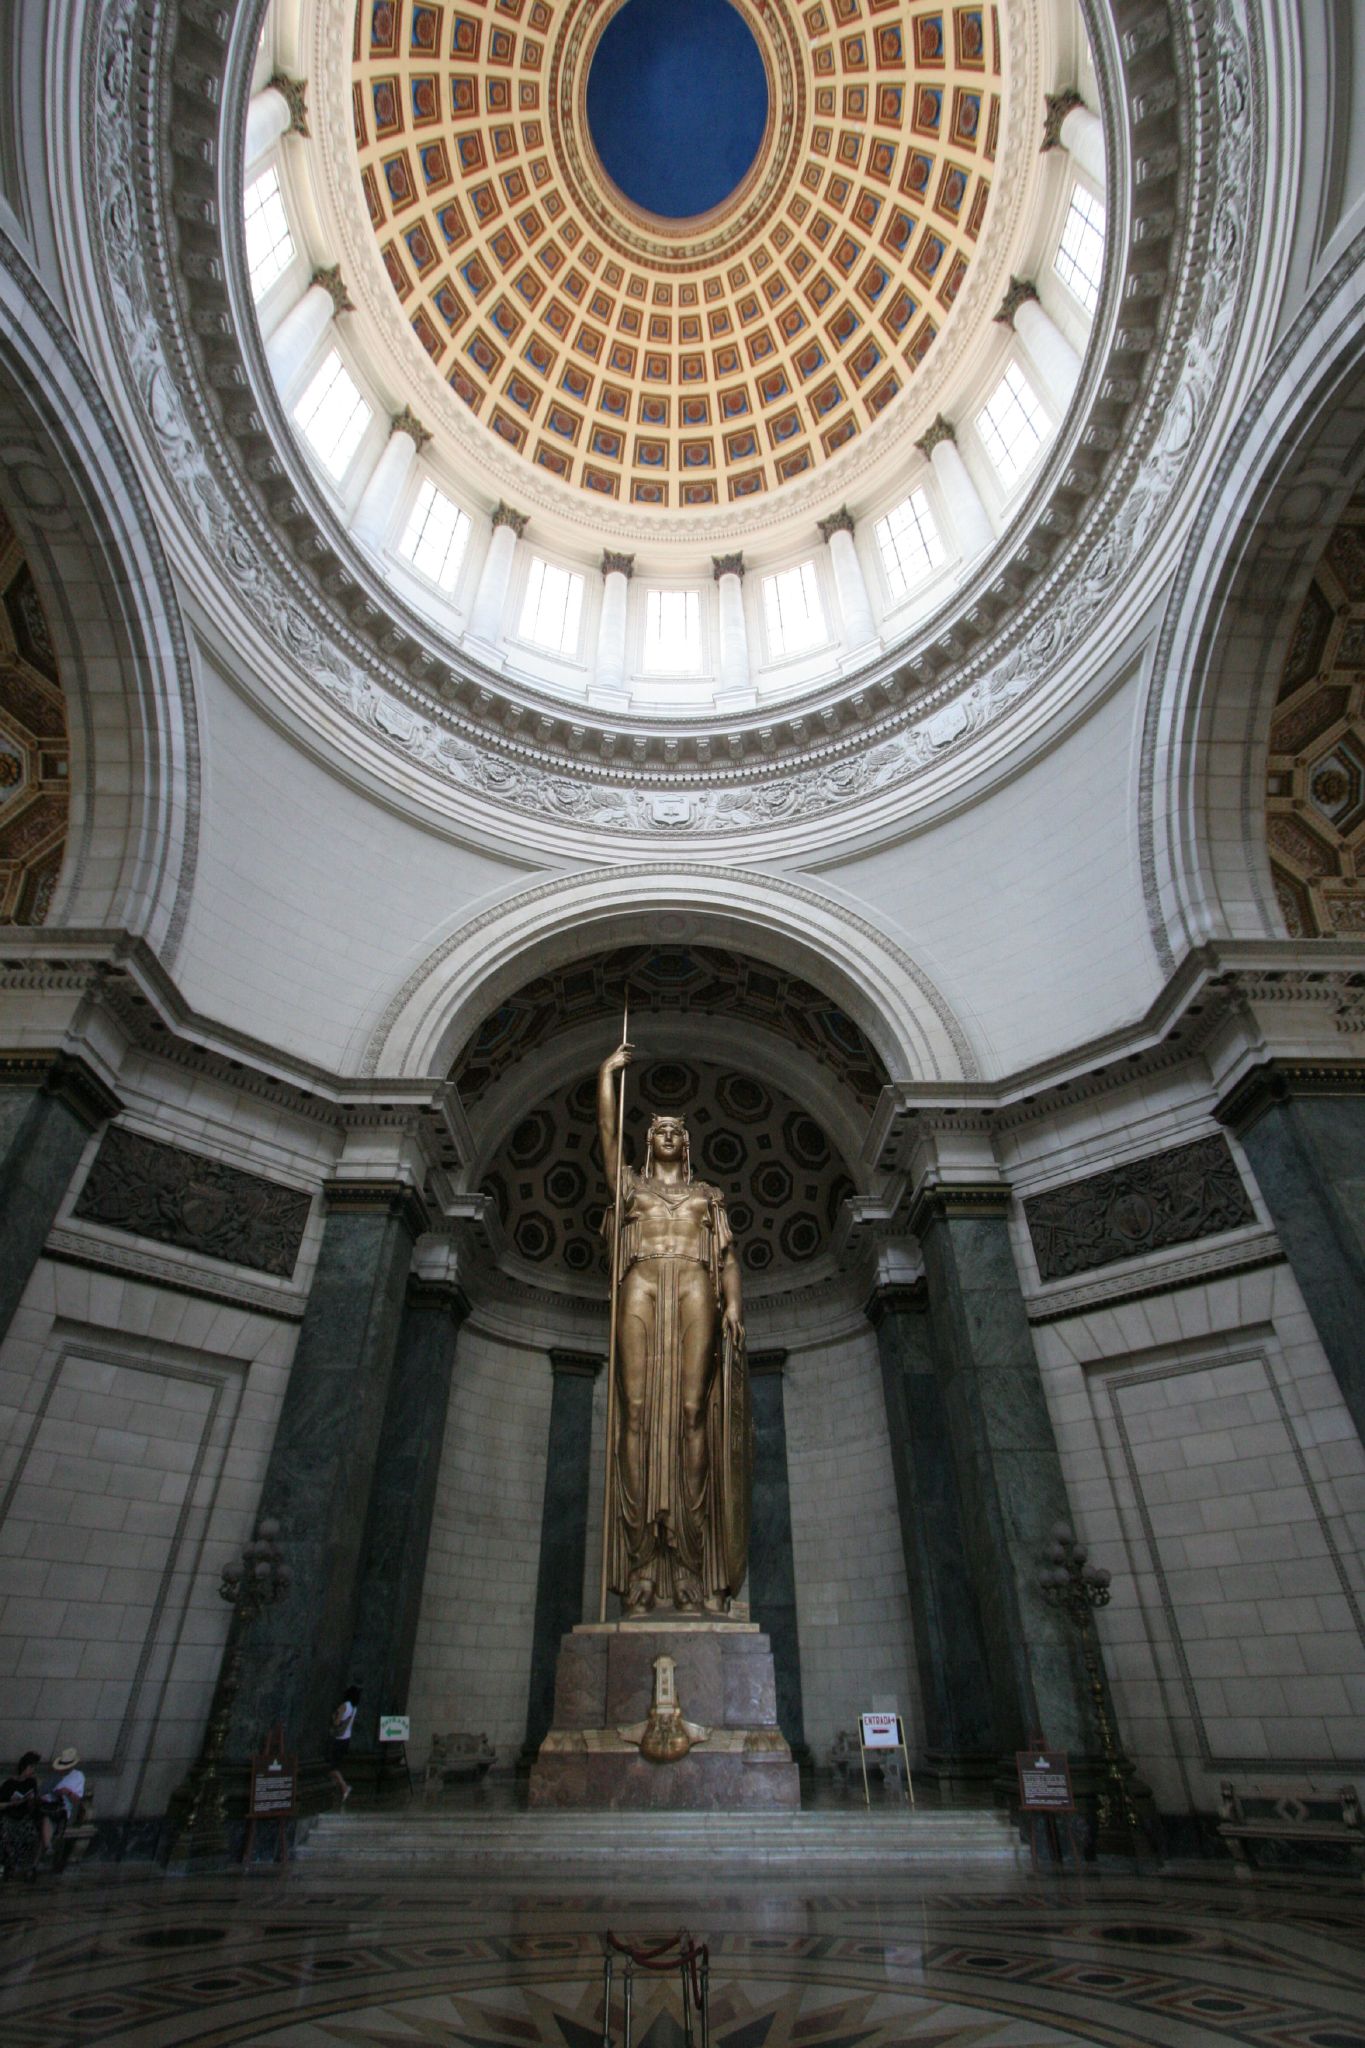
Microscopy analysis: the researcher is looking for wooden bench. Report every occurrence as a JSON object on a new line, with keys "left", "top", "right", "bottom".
{"left": 52, "top": 1819, "right": 98, "bottom": 1873}
{"left": 1219, "top": 1781, "right": 1364, "bottom": 1882}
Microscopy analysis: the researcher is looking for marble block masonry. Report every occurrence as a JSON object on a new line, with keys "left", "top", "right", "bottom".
{"left": 529, "top": 1622, "right": 800, "bottom": 1809}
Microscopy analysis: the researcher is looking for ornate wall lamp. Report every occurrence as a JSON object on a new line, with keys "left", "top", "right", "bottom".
{"left": 1038, "top": 1521, "right": 1144, "bottom": 1852}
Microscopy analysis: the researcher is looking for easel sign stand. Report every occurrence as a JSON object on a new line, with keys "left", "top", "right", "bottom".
{"left": 243, "top": 1722, "right": 297, "bottom": 1865}
{"left": 377, "top": 1713, "right": 414, "bottom": 1795}
{"left": 858, "top": 1712, "right": 914, "bottom": 1808}
{"left": 1016, "top": 1741, "right": 1086, "bottom": 1870}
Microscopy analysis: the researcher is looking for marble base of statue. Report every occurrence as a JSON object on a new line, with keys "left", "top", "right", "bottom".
{"left": 528, "top": 1619, "right": 799, "bottom": 1810}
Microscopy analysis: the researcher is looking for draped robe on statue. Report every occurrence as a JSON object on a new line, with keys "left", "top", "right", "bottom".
{"left": 605, "top": 1167, "right": 743, "bottom": 1607}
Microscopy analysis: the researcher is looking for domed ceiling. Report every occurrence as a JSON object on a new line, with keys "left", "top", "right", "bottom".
{"left": 349, "top": 0, "right": 1006, "bottom": 507}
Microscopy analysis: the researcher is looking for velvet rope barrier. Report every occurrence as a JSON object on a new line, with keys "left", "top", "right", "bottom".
{"left": 604, "top": 1930, "right": 708, "bottom": 2003}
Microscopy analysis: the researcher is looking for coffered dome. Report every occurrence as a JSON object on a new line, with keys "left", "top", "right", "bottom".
{"left": 345, "top": 0, "right": 1015, "bottom": 512}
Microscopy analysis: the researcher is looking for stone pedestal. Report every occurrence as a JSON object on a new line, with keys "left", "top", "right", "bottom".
{"left": 529, "top": 1622, "right": 800, "bottom": 1810}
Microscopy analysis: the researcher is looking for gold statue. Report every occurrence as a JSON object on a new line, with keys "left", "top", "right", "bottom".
{"left": 597, "top": 1036, "right": 750, "bottom": 1618}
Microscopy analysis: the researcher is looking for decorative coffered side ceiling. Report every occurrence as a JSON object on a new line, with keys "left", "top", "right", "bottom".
{"left": 1267, "top": 497, "right": 1365, "bottom": 939}
{"left": 0, "top": 508, "right": 69, "bottom": 926}
{"left": 350, "top": 0, "right": 1004, "bottom": 506}
{"left": 451, "top": 943, "right": 890, "bottom": 1105}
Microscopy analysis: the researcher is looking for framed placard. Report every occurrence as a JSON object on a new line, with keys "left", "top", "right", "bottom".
{"left": 1016, "top": 1748, "right": 1074, "bottom": 1812}
{"left": 860, "top": 1712, "right": 900, "bottom": 1749}
{"left": 249, "top": 1753, "right": 297, "bottom": 1817}
{"left": 379, "top": 1715, "right": 411, "bottom": 1744}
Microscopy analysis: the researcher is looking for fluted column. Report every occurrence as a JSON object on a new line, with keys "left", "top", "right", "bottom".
{"left": 1041, "top": 89, "right": 1105, "bottom": 188}
{"left": 265, "top": 266, "right": 350, "bottom": 396}
{"left": 818, "top": 507, "right": 877, "bottom": 652}
{"left": 467, "top": 502, "right": 527, "bottom": 646}
{"left": 996, "top": 279, "right": 1081, "bottom": 408}
{"left": 595, "top": 550, "right": 634, "bottom": 696}
{"left": 915, "top": 417, "right": 994, "bottom": 563}
{"left": 351, "top": 409, "right": 430, "bottom": 554}
{"left": 245, "top": 73, "right": 309, "bottom": 167}
{"left": 712, "top": 552, "right": 751, "bottom": 699}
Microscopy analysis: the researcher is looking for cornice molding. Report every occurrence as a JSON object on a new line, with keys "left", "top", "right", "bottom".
{"left": 548, "top": 1347, "right": 603, "bottom": 1379}
{"left": 406, "top": 1274, "right": 471, "bottom": 1319}
{"left": 0, "top": 1049, "right": 122, "bottom": 1129}
{"left": 321, "top": 1179, "right": 431, "bottom": 1238}
{"left": 1214, "top": 1058, "right": 1365, "bottom": 1137}
{"left": 863, "top": 1280, "right": 929, "bottom": 1325}
{"left": 907, "top": 1183, "right": 1013, "bottom": 1238}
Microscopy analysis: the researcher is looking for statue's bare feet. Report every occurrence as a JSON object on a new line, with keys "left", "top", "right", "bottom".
{"left": 623, "top": 1575, "right": 655, "bottom": 1616}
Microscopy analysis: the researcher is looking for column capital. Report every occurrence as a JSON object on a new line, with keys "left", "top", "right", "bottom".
{"left": 390, "top": 406, "right": 432, "bottom": 451}
{"left": 864, "top": 1280, "right": 929, "bottom": 1326}
{"left": 0, "top": 1049, "right": 122, "bottom": 1129}
{"left": 549, "top": 1347, "right": 604, "bottom": 1378}
{"left": 600, "top": 550, "right": 635, "bottom": 579}
{"left": 1214, "top": 1059, "right": 1365, "bottom": 1137}
{"left": 817, "top": 507, "right": 856, "bottom": 543}
{"left": 712, "top": 551, "right": 746, "bottom": 580}
{"left": 405, "top": 1274, "right": 470, "bottom": 1318}
{"left": 1041, "top": 88, "right": 1084, "bottom": 152}
{"left": 748, "top": 1348, "right": 789, "bottom": 1376}
{"left": 322, "top": 1179, "right": 430, "bottom": 1238}
{"left": 915, "top": 414, "right": 956, "bottom": 457}
{"left": 311, "top": 264, "right": 353, "bottom": 315}
{"left": 267, "top": 72, "right": 310, "bottom": 138}
{"left": 907, "top": 1182, "right": 1012, "bottom": 1238}
{"left": 491, "top": 501, "right": 529, "bottom": 537}
{"left": 995, "top": 276, "right": 1040, "bottom": 327}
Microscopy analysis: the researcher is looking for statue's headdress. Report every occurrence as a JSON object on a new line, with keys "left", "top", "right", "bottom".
{"left": 643, "top": 1113, "right": 691, "bottom": 1181}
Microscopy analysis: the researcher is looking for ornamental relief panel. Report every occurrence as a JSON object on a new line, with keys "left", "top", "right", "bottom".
{"left": 74, "top": 1126, "right": 313, "bottom": 1277}
{"left": 1023, "top": 1133, "right": 1256, "bottom": 1283}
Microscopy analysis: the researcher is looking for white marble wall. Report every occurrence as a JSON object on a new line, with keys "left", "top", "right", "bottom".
{"left": 784, "top": 1324, "right": 921, "bottom": 1762}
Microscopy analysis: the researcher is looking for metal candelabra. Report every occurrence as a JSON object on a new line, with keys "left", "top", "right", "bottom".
{"left": 1037, "top": 1520, "right": 1141, "bottom": 1844}
{"left": 176, "top": 1520, "right": 292, "bottom": 1836}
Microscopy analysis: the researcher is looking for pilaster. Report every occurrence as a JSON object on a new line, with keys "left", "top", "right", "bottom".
{"left": 747, "top": 1349, "right": 808, "bottom": 1762}
{"left": 521, "top": 1348, "right": 603, "bottom": 1763}
{"left": 0, "top": 1051, "right": 121, "bottom": 1346}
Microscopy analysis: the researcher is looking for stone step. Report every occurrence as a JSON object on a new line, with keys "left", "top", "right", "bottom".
{"left": 297, "top": 1808, "right": 1020, "bottom": 1870}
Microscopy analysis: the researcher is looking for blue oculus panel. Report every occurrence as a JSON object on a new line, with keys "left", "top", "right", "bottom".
{"left": 586, "top": 0, "right": 769, "bottom": 220}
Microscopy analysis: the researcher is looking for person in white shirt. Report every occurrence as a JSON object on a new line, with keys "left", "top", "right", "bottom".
{"left": 41, "top": 1747, "right": 86, "bottom": 1852}
{"left": 328, "top": 1687, "right": 360, "bottom": 1802}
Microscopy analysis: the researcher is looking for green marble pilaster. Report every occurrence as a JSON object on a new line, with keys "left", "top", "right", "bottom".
{"left": 867, "top": 1283, "right": 997, "bottom": 1775}
{"left": 747, "top": 1350, "right": 808, "bottom": 1761}
{"left": 0, "top": 1054, "right": 120, "bottom": 1346}
{"left": 522, "top": 1349, "right": 602, "bottom": 1762}
{"left": 1217, "top": 1064, "right": 1365, "bottom": 1446}
{"left": 913, "top": 1188, "right": 1099, "bottom": 1757}
{"left": 225, "top": 1181, "right": 425, "bottom": 1763}
{"left": 348, "top": 1270, "right": 470, "bottom": 1750}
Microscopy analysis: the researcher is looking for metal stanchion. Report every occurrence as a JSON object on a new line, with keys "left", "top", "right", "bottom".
{"left": 601, "top": 1953, "right": 613, "bottom": 2048}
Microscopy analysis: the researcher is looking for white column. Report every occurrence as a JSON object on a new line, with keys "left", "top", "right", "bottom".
{"left": 819, "top": 511, "right": 878, "bottom": 651}
{"left": 1014, "top": 295, "right": 1082, "bottom": 407}
{"left": 1060, "top": 101, "right": 1105, "bottom": 187}
{"left": 265, "top": 280, "right": 335, "bottom": 395}
{"left": 918, "top": 419, "right": 994, "bottom": 563}
{"left": 350, "top": 413, "right": 425, "bottom": 553}
{"left": 595, "top": 552, "right": 633, "bottom": 695}
{"left": 467, "top": 504, "right": 525, "bottom": 646}
{"left": 1044, "top": 91, "right": 1105, "bottom": 188}
{"left": 245, "top": 86, "right": 291, "bottom": 168}
{"left": 713, "top": 555, "right": 751, "bottom": 699}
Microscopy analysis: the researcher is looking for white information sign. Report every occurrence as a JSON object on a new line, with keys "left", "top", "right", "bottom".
{"left": 860, "top": 1711, "right": 900, "bottom": 1749}
{"left": 379, "top": 1714, "right": 411, "bottom": 1743}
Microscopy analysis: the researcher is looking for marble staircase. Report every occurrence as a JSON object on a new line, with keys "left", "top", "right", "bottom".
{"left": 296, "top": 1806, "right": 1020, "bottom": 1872}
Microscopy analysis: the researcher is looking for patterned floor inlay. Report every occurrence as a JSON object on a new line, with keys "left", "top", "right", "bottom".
{"left": 1, "top": 1869, "right": 1362, "bottom": 2048}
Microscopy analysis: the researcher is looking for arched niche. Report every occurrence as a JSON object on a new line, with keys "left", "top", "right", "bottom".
{"left": 0, "top": 260, "right": 199, "bottom": 957}
{"left": 358, "top": 864, "right": 979, "bottom": 1086}
{"left": 1140, "top": 266, "right": 1365, "bottom": 970}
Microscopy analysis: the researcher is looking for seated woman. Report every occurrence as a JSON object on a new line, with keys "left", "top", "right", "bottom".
{"left": 41, "top": 1747, "right": 87, "bottom": 1856}
{"left": 0, "top": 1752, "right": 45, "bottom": 1877}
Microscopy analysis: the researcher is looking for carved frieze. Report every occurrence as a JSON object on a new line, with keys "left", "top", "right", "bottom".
{"left": 1024, "top": 1134, "right": 1256, "bottom": 1282}
{"left": 74, "top": 1127, "right": 311, "bottom": 1277}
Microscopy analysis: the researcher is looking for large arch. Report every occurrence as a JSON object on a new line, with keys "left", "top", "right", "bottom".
{"left": 360, "top": 866, "right": 980, "bottom": 1086}
{"left": 1139, "top": 242, "right": 1365, "bottom": 972}
{"left": 0, "top": 238, "right": 199, "bottom": 959}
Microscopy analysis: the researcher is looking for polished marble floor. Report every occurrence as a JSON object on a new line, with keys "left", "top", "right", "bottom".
{"left": 2, "top": 1851, "right": 1363, "bottom": 2048}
